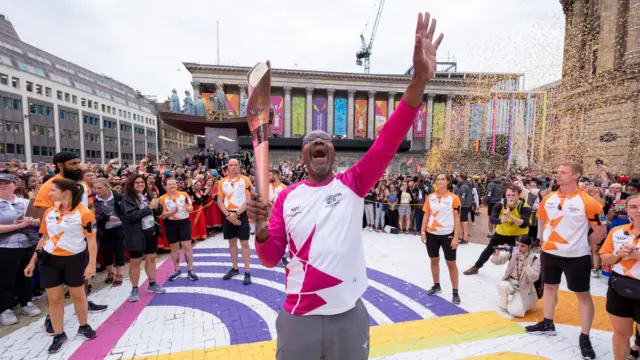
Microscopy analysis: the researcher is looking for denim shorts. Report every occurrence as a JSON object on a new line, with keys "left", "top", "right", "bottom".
{"left": 398, "top": 205, "right": 411, "bottom": 216}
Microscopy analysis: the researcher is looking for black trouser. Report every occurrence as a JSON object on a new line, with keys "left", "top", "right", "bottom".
{"left": 414, "top": 206, "right": 424, "bottom": 232}
{"left": 387, "top": 209, "right": 398, "bottom": 228}
{"left": 101, "top": 226, "right": 126, "bottom": 267}
{"left": 470, "top": 204, "right": 476, "bottom": 223}
{"left": 0, "top": 246, "right": 35, "bottom": 313}
{"left": 475, "top": 233, "right": 517, "bottom": 269}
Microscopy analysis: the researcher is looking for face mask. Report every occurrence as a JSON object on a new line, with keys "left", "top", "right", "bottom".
{"left": 529, "top": 189, "right": 539, "bottom": 196}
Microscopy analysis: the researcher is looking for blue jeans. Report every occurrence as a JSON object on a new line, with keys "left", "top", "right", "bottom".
{"left": 375, "top": 204, "right": 386, "bottom": 229}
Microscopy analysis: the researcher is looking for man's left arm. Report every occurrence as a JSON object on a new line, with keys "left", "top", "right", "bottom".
{"left": 585, "top": 195, "right": 607, "bottom": 245}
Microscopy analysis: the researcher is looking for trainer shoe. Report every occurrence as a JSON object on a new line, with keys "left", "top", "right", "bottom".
{"left": 21, "top": 302, "right": 41, "bottom": 317}
{"left": 147, "top": 283, "right": 167, "bottom": 294}
{"left": 222, "top": 268, "right": 239, "bottom": 281}
{"left": 105, "top": 272, "right": 114, "bottom": 284}
{"left": 87, "top": 301, "right": 107, "bottom": 313}
{"left": 128, "top": 288, "right": 140, "bottom": 303}
{"left": 44, "top": 315, "right": 54, "bottom": 335}
{"left": 427, "top": 285, "right": 441, "bottom": 296}
{"left": 591, "top": 269, "right": 600, "bottom": 278}
{"left": 452, "top": 292, "right": 461, "bottom": 305}
{"left": 77, "top": 324, "right": 97, "bottom": 339}
{"left": 579, "top": 333, "right": 596, "bottom": 359}
{"left": 282, "top": 257, "right": 289, "bottom": 266}
{"left": 525, "top": 320, "right": 557, "bottom": 335}
{"left": 48, "top": 332, "right": 68, "bottom": 354}
{"left": 243, "top": 272, "right": 252, "bottom": 285}
{"left": 187, "top": 270, "right": 199, "bottom": 281}
{"left": 113, "top": 275, "right": 123, "bottom": 287}
{"left": 0, "top": 309, "right": 18, "bottom": 326}
{"left": 168, "top": 270, "right": 182, "bottom": 281}
{"left": 463, "top": 266, "right": 479, "bottom": 275}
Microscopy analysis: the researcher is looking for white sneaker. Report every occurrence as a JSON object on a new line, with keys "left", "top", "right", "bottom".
{"left": 1, "top": 309, "right": 18, "bottom": 326}
{"left": 591, "top": 269, "right": 600, "bottom": 278}
{"left": 21, "top": 302, "right": 41, "bottom": 317}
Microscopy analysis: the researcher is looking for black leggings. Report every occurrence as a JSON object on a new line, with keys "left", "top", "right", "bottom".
{"left": 387, "top": 209, "right": 399, "bottom": 228}
{"left": 101, "top": 226, "right": 126, "bottom": 267}
{"left": 475, "top": 233, "right": 517, "bottom": 269}
{"left": 470, "top": 204, "right": 476, "bottom": 223}
{"left": 0, "top": 247, "right": 35, "bottom": 313}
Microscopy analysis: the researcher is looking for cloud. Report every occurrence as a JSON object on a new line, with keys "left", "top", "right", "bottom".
{"left": 5, "top": 0, "right": 564, "bottom": 99}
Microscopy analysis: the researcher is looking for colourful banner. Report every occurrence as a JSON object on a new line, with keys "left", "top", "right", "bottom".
{"left": 226, "top": 94, "right": 239, "bottom": 112}
{"left": 374, "top": 100, "right": 387, "bottom": 137}
{"left": 292, "top": 97, "right": 305, "bottom": 136}
{"left": 432, "top": 102, "right": 445, "bottom": 139}
{"left": 451, "top": 104, "right": 465, "bottom": 140}
{"left": 270, "top": 96, "right": 284, "bottom": 135}
{"left": 413, "top": 103, "right": 426, "bottom": 138}
{"left": 203, "top": 92, "right": 215, "bottom": 111}
{"left": 334, "top": 98, "right": 347, "bottom": 136}
{"left": 312, "top": 98, "right": 327, "bottom": 132}
{"left": 470, "top": 104, "right": 483, "bottom": 140}
{"left": 354, "top": 99, "right": 367, "bottom": 137}
{"left": 491, "top": 93, "right": 498, "bottom": 153}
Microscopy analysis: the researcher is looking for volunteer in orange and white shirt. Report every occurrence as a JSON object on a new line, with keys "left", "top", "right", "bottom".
{"left": 599, "top": 194, "right": 640, "bottom": 359}
{"left": 269, "top": 169, "right": 287, "bottom": 205}
{"left": 24, "top": 178, "right": 98, "bottom": 354}
{"left": 420, "top": 173, "right": 462, "bottom": 305}
{"left": 217, "top": 158, "right": 253, "bottom": 285}
{"left": 159, "top": 177, "right": 198, "bottom": 282}
{"left": 525, "top": 162, "right": 606, "bottom": 360}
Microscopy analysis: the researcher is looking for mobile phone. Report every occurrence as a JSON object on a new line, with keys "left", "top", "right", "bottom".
{"left": 15, "top": 214, "right": 24, "bottom": 221}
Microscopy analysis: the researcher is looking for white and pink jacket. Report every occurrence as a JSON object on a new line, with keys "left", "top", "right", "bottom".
{"left": 256, "top": 98, "right": 420, "bottom": 316}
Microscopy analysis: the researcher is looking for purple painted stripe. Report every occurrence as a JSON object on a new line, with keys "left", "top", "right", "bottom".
{"left": 149, "top": 292, "right": 271, "bottom": 344}
{"left": 193, "top": 255, "right": 284, "bottom": 268}
{"left": 366, "top": 268, "right": 467, "bottom": 317}
{"left": 194, "top": 248, "right": 257, "bottom": 255}
{"left": 181, "top": 265, "right": 381, "bottom": 326}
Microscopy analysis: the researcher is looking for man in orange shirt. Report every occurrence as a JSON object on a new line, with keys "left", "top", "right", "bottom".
{"left": 34, "top": 152, "right": 107, "bottom": 336}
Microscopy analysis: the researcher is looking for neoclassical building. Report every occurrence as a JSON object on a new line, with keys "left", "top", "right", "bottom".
{"left": 183, "top": 63, "right": 541, "bottom": 172}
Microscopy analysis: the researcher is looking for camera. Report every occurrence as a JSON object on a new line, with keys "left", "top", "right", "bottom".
{"left": 493, "top": 245, "right": 515, "bottom": 253}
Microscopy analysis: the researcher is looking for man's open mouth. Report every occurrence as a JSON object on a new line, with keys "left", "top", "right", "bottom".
{"left": 312, "top": 147, "right": 327, "bottom": 159}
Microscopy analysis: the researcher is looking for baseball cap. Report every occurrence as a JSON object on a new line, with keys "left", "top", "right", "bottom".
{"left": 0, "top": 173, "right": 16, "bottom": 183}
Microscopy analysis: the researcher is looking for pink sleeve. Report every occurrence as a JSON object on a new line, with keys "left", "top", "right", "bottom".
{"left": 256, "top": 185, "right": 292, "bottom": 268}
{"left": 337, "top": 97, "right": 420, "bottom": 197}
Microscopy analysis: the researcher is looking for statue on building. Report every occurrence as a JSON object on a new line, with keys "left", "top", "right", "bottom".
{"left": 417, "top": 118, "right": 423, "bottom": 133}
{"left": 182, "top": 90, "right": 195, "bottom": 115}
{"left": 213, "top": 82, "right": 227, "bottom": 111}
{"left": 239, "top": 93, "right": 248, "bottom": 117}
{"left": 357, "top": 114, "right": 364, "bottom": 132}
{"left": 169, "top": 88, "right": 181, "bottom": 113}
{"left": 194, "top": 95, "right": 206, "bottom": 117}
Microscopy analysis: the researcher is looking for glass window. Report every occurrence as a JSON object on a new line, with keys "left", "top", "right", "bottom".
{"left": 47, "top": 127, "right": 54, "bottom": 137}
{"left": 32, "top": 145, "right": 39, "bottom": 156}
{"left": 87, "top": 100, "right": 92, "bottom": 108}
{"left": 12, "top": 99, "right": 21, "bottom": 111}
{"left": 16, "top": 144, "right": 24, "bottom": 155}
{"left": 0, "top": 73, "right": 7, "bottom": 85}
{"left": 29, "top": 103, "right": 36, "bottom": 114}
{"left": 101, "top": 104, "right": 105, "bottom": 112}
{"left": 65, "top": 93, "right": 70, "bottom": 102}
{"left": 36, "top": 84, "right": 42, "bottom": 95}
{"left": 86, "top": 150, "right": 91, "bottom": 158}
{"left": 4, "top": 121, "right": 11, "bottom": 132}
{"left": 14, "top": 123, "right": 22, "bottom": 133}
{"left": 11, "top": 77, "right": 19, "bottom": 89}
{"left": 38, "top": 126, "right": 45, "bottom": 136}
{"left": 6, "top": 144, "right": 14, "bottom": 154}
{"left": 0, "top": 143, "right": 4, "bottom": 153}
{"left": 73, "top": 131, "right": 79, "bottom": 140}
{"left": 94, "top": 102, "right": 98, "bottom": 110}
{"left": 57, "top": 90, "right": 62, "bottom": 100}
{"left": 26, "top": 81, "right": 33, "bottom": 92}
{"left": 30, "top": 124, "right": 38, "bottom": 135}
{"left": 38, "top": 105, "right": 45, "bottom": 115}
{"left": 45, "top": 87, "right": 51, "bottom": 97}
{"left": 2, "top": 97, "right": 11, "bottom": 108}
{"left": 46, "top": 107, "right": 53, "bottom": 117}
{"left": 59, "top": 110, "right": 65, "bottom": 120}
{"left": 81, "top": 98, "right": 86, "bottom": 107}
{"left": 83, "top": 116, "right": 88, "bottom": 124}
{"left": 72, "top": 95, "right": 77, "bottom": 104}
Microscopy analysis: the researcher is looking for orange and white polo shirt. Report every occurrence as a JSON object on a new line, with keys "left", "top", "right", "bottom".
{"left": 159, "top": 191, "right": 192, "bottom": 220}
{"left": 39, "top": 204, "right": 96, "bottom": 256}
{"left": 34, "top": 174, "right": 93, "bottom": 209}
{"left": 218, "top": 175, "right": 252, "bottom": 211}
{"left": 269, "top": 182, "right": 287, "bottom": 204}
{"left": 422, "top": 191, "right": 461, "bottom": 235}
{"left": 600, "top": 224, "right": 640, "bottom": 278}
{"left": 537, "top": 189, "right": 604, "bottom": 258}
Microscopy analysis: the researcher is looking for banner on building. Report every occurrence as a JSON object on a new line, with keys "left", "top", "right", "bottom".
{"left": 292, "top": 97, "right": 305, "bottom": 136}
{"left": 432, "top": 102, "right": 445, "bottom": 139}
{"left": 470, "top": 104, "right": 483, "bottom": 140}
{"left": 334, "top": 98, "right": 347, "bottom": 136}
{"left": 354, "top": 99, "right": 367, "bottom": 137}
{"left": 226, "top": 94, "right": 239, "bottom": 113}
{"left": 413, "top": 102, "right": 427, "bottom": 138}
{"left": 374, "top": 100, "right": 387, "bottom": 138}
{"left": 202, "top": 93, "right": 215, "bottom": 111}
{"left": 312, "top": 98, "right": 327, "bottom": 132}
{"left": 270, "top": 96, "right": 284, "bottom": 135}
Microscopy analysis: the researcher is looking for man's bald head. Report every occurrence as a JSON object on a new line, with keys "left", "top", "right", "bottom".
{"left": 228, "top": 158, "right": 240, "bottom": 176}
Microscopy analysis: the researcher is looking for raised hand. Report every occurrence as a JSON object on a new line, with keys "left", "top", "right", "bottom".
{"left": 412, "top": 12, "right": 444, "bottom": 84}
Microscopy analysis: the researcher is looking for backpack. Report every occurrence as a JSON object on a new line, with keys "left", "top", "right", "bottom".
{"left": 487, "top": 182, "right": 504, "bottom": 203}
{"left": 532, "top": 255, "right": 544, "bottom": 299}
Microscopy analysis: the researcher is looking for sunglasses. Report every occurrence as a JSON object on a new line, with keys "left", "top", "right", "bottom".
{"left": 303, "top": 131, "right": 332, "bottom": 146}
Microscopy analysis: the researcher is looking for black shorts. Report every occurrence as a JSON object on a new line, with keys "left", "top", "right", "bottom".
{"left": 541, "top": 251, "right": 591, "bottom": 292}
{"left": 164, "top": 219, "right": 192, "bottom": 244}
{"left": 223, "top": 212, "right": 250, "bottom": 240}
{"left": 460, "top": 207, "right": 471, "bottom": 223}
{"left": 606, "top": 273, "right": 640, "bottom": 322}
{"left": 129, "top": 228, "right": 158, "bottom": 259}
{"left": 40, "top": 250, "right": 88, "bottom": 289}
{"left": 487, "top": 202, "right": 498, "bottom": 218}
{"left": 426, "top": 232, "right": 456, "bottom": 261}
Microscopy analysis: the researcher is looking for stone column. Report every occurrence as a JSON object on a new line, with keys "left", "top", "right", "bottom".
{"left": 53, "top": 104, "right": 61, "bottom": 152}
{"left": 367, "top": 90, "right": 375, "bottom": 139}
{"left": 238, "top": 84, "right": 247, "bottom": 99}
{"left": 99, "top": 115, "right": 105, "bottom": 165}
{"left": 444, "top": 94, "right": 452, "bottom": 144}
{"left": 347, "top": 89, "right": 356, "bottom": 139}
{"left": 425, "top": 94, "right": 435, "bottom": 150}
{"left": 327, "top": 88, "right": 335, "bottom": 135}
{"left": 284, "top": 86, "right": 292, "bottom": 137}
{"left": 387, "top": 92, "right": 396, "bottom": 117}
{"left": 626, "top": 0, "right": 640, "bottom": 65}
{"left": 305, "top": 88, "right": 314, "bottom": 135}
{"left": 191, "top": 80, "right": 201, "bottom": 98}
{"left": 462, "top": 98, "right": 471, "bottom": 149}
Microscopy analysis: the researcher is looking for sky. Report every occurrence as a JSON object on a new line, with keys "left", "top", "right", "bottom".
{"left": 3, "top": 0, "right": 565, "bottom": 99}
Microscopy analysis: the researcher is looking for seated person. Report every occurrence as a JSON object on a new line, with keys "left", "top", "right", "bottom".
{"left": 491, "top": 235, "right": 541, "bottom": 317}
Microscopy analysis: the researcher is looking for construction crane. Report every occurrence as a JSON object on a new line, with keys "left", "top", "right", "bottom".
{"left": 355, "top": 0, "right": 385, "bottom": 74}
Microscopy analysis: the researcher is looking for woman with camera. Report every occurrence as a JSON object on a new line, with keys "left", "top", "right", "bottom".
{"left": 599, "top": 194, "right": 640, "bottom": 360}
{"left": 24, "top": 178, "right": 98, "bottom": 354}
{"left": 491, "top": 235, "right": 541, "bottom": 317}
